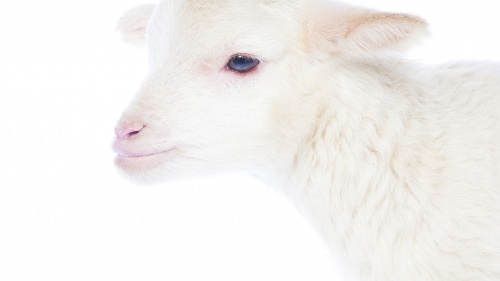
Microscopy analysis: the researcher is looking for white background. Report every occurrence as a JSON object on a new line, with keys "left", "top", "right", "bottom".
{"left": 1, "top": 1, "right": 499, "bottom": 280}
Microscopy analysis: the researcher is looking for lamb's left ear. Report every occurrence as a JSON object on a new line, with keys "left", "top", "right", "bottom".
{"left": 310, "top": 3, "right": 429, "bottom": 55}
{"left": 117, "top": 4, "right": 156, "bottom": 45}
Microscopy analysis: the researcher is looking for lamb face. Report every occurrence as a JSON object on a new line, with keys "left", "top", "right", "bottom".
{"left": 113, "top": 1, "right": 309, "bottom": 183}
{"left": 113, "top": 0, "right": 427, "bottom": 183}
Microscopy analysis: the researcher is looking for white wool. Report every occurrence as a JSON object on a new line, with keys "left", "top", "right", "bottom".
{"left": 114, "top": 0, "right": 500, "bottom": 280}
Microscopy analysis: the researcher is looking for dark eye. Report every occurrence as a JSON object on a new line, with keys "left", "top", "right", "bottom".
{"left": 226, "top": 54, "right": 260, "bottom": 73}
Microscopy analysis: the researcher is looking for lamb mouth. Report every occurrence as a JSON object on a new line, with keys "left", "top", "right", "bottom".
{"left": 115, "top": 147, "right": 178, "bottom": 171}
{"left": 118, "top": 152, "right": 163, "bottom": 158}
{"left": 116, "top": 147, "right": 177, "bottom": 159}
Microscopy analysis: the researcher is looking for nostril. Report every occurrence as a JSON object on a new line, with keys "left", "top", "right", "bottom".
{"left": 115, "top": 124, "right": 145, "bottom": 140}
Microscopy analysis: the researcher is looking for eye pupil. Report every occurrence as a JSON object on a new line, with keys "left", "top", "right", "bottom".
{"left": 227, "top": 54, "right": 260, "bottom": 73}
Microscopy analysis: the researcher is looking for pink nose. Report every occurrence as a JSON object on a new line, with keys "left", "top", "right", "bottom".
{"left": 115, "top": 123, "right": 144, "bottom": 140}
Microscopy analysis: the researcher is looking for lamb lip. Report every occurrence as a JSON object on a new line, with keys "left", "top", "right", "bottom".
{"left": 117, "top": 148, "right": 176, "bottom": 158}
{"left": 118, "top": 152, "right": 161, "bottom": 158}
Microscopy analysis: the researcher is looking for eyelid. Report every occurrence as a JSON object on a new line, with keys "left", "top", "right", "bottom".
{"left": 230, "top": 53, "right": 255, "bottom": 58}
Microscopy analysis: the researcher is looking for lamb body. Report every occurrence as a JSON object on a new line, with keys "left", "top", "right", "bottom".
{"left": 113, "top": 1, "right": 500, "bottom": 280}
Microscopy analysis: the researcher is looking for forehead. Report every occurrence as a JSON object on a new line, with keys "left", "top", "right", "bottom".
{"left": 147, "top": 0, "right": 301, "bottom": 60}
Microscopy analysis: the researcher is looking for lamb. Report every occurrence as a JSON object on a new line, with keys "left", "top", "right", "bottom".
{"left": 112, "top": 0, "right": 500, "bottom": 280}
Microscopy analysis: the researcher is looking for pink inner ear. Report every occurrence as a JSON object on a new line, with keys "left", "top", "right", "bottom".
{"left": 117, "top": 4, "right": 156, "bottom": 44}
{"left": 351, "top": 13, "right": 427, "bottom": 52}
{"left": 133, "top": 27, "right": 146, "bottom": 35}
{"left": 310, "top": 2, "right": 428, "bottom": 55}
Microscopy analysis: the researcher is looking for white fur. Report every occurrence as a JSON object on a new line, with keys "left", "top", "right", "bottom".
{"left": 113, "top": 1, "right": 500, "bottom": 280}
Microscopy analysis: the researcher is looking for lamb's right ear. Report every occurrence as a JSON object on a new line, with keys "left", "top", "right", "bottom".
{"left": 117, "top": 4, "right": 156, "bottom": 45}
